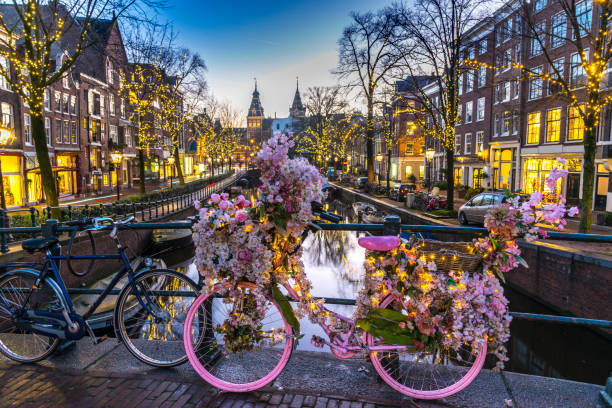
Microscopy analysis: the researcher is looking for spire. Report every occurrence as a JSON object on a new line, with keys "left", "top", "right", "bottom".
{"left": 248, "top": 79, "right": 264, "bottom": 117}
{"left": 290, "top": 77, "right": 305, "bottom": 118}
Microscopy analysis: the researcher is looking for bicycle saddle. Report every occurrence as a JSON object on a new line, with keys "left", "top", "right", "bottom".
{"left": 358, "top": 236, "right": 401, "bottom": 251}
{"left": 22, "top": 237, "right": 59, "bottom": 253}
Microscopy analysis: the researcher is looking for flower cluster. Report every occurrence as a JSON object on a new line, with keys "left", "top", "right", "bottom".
{"left": 192, "top": 133, "right": 325, "bottom": 354}
{"left": 476, "top": 158, "right": 578, "bottom": 278}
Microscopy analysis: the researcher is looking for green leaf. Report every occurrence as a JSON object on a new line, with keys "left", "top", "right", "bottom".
{"left": 515, "top": 255, "right": 529, "bottom": 269}
{"left": 490, "top": 237, "right": 500, "bottom": 251}
{"left": 356, "top": 318, "right": 416, "bottom": 346}
{"left": 271, "top": 285, "right": 300, "bottom": 333}
{"left": 446, "top": 279, "right": 457, "bottom": 287}
{"left": 368, "top": 307, "right": 408, "bottom": 323}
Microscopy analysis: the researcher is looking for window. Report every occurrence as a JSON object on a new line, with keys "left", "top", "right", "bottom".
{"left": 40, "top": 119, "right": 49, "bottom": 147}
{"left": 502, "top": 48, "right": 511, "bottom": 70}
{"left": 551, "top": 13, "right": 566, "bottom": 48}
{"left": 549, "top": 58, "right": 564, "bottom": 94}
{"left": 63, "top": 93, "right": 69, "bottom": 113}
{"left": 63, "top": 120, "right": 70, "bottom": 144}
{"left": 503, "top": 81, "right": 511, "bottom": 102}
{"left": 476, "top": 131, "right": 484, "bottom": 153}
{"left": 512, "top": 110, "right": 519, "bottom": 134}
{"left": 496, "top": 27, "right": 502, "bottom": 45}
{"left": 55, "top": 119, "right": 62, "bottom": 143}
{"left": 44, "top": 90, "right": 50, "bottom": 110}
{"left": 24, "top": 113, "right": 31, "bottom": 144}
{"left": 455, "top": 135, "right": 461, "bottom": 154}
{"left": 575, "top": 0, "right": 592, "bottom": 39}
{"left": 457, "top": 104, "right": 462, "bottom": 124}
{"left": 477, "top": 97, "right": 485, "bottom": 121}
{"left": 546, "top": 108, "right": 561, "bottom": 142}
{"left": 502, "top": 111, "right": 511, "bottom": 135}
{"left": 512, "top": 78, "right": 520, "bottom": 99}
{"left": 529, "top": 67, "right": 543, "bottom": 99}
{"left": 465, "top": 101, "right": 473, "bottom": 123}
{"left": 477, "top": 65, "right": 486, "bottom": 88}
{"left": 502, "top": 19, "right": 512, "bottom": 42}
{"left": 107, "top": 59, "right": 114, "bottom": 84}
{"left": 479, "top": 38, "right": 487, "bottom": 54}
{"left": 468, "top": 47, "right": 475, "bottom": 60}
{"left": 1, "top": 102, "right": 13, "bottom": 129}
{"left": 70, "top": 95, "right": 76, "bottom": 114}
{"left": 494, "top": 114, "right": 500, "bottom": 137}
{"left": 71, "top": 121, "right": 77, "bottom": 144}
{"left": 513, "top": 43, "right": 521, "bottom": 64}
{"left": 110, "top": 94, "right": 115, "bottom": 116}
{"left": 570, "top": 53, "right": 587, "bottom": 88}
{"left": 110, "top": 125, "right": 118, "bottom": 145}
{"left": 534, "top": 0, "right": 546, "bottom": 12}
{"left": 531, "top": 23, "right": 544, "bottom": 56}
{"left": 527, "top": 112, "right": 541, "bottom": 144}
{"left": 0, "top": 56, "right": 9, "bottom": 90}
{"left": 458, "top": 74, "right": 463, "bottom": 95}
{"left": 120, "top": 98, "right": 126, "bottom": 118}
{"left": 466, "top": 70, "right": 474, "bottom": 92}
{"left": 465, "top": 133, "right": 472, "bottom": 154}
{"left": 125, "top": 127, "right": 132, "bottom": 147}
{"left": 62, "top": 74, "right": 69, "bottom": 89}
{"left": 91, "top": 147, "right": 98, "bottom": 168}
{"left": 55, "top": 91, "right": 61, "bottom": 111}
{"left": 568, "top": 105, "right": 584, "bottom": 140}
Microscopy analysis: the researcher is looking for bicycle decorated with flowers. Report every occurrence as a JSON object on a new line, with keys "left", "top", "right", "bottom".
{"left": 183, "top": 135, "right": 577, "bottom": 399}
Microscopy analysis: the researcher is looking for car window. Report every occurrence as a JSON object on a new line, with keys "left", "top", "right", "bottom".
{"left": 481, "top": 194, "right": 493, "bottom": 205}
{"left": 493, "top": 195, "right": 504, "bottom": 204}
{"left": 471, "top": 195, "right": 483, "bottom": 206}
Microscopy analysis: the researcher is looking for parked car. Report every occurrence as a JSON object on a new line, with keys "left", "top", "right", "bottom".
{"left": 458, "top": 192, "right": 507, "bottom": 225}
{"left": 389, "top": 183, "right": 416, "bottom": 202}
{"left": 355, "top": 177, "right": 368, "bottom": 190}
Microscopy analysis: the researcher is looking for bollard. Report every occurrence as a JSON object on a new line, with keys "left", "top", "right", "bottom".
{"left": 383, "top": 214, "right": 401, "bottom": 236}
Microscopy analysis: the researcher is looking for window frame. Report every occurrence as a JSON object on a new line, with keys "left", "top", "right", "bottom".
{"left": 545, "top": 107, "right": 562, "bottom": 143}
{"left": 527, "top": 111, "right": 541, "bottom": 144}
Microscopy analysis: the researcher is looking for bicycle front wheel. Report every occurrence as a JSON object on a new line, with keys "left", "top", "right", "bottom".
{"left": 114, "top": 268, "right": 199, "bottom": 367}
{"left": 368, "top": 294, "right": 487, "bottom": 399}
{"left": 0, "top": 269, "right": 62, "bottom": 362}
{"left": 183, "top": 282, "right": 294, "bottom": 392}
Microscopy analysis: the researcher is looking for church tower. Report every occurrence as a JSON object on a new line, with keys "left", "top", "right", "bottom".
{"left": 289, "top": 78, "right": 306, "bottom": 119}
{"left": 247, "top": 80, "right": 265, "bottom": 144}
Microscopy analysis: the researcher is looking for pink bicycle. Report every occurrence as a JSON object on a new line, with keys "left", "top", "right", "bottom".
{"left": 183, "top": 226, "right": 486, "bottom": 399}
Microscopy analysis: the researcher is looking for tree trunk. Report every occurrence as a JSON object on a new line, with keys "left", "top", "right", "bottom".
{"left": 445, "top": 148, "right": 454, "bottom": 211}
{"left": 138, "top": 149, "right": 146, "bottom": 195}
{"left": 31, "top": 113, "right": 59, "bottom": 217}
{"left": 173, "top": 147, "right": 185, "bottom": 185}
{"left": 579, "top": 114, "right": 597, "bottom": 233}
{"left": 386, "top": 149, "right": 391, "bottom": 191}
{"left": 366, "top": 97, "right": 375, "bottom": 183}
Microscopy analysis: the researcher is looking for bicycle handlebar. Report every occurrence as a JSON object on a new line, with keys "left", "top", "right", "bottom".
{"left": 311, "top": 201, "right": 343, "bottom": 223}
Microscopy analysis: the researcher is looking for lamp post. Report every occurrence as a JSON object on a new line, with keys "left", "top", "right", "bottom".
{"left": 375, "top": 153, "right": 383, "bottom": 185}
{"left": 167, "top": 156, "right": 175, "bottom": 189}
{"left": 425, "top": 148, "right": 435, "bottom": 193}
{"left": 110, "top": 150, "right": 123, "bottom": 201}
{"left": 0, "top": 126, "right": 14, "bottom": 226}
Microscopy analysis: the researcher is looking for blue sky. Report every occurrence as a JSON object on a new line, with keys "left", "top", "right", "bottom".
{"left": 162, "top": 0, "right": 389, "bottom": 120}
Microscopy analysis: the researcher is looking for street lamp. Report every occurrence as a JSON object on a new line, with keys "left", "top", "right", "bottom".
{"left": 0, "top": 126, "right": 14, "bottom": 225}
{"left": 425, "top": 148, "right": 435, "bottom": 193}
{"left": 376, "top": 153, "right": 383, "bottom": 185}
{"left": 167, "top": 156, "right": 175, "bottom": 189}
{"left": 110, "top": 150, "right": 123, "bottom": 201}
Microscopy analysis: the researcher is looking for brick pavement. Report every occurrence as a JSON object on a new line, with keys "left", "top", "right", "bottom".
{"left": 0, "top": 364, "right": 443, "bottom": 408}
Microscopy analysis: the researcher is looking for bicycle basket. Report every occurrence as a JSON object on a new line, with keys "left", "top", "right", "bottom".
{"left": 411, "top": 239, "right": 482, "bottom": 273}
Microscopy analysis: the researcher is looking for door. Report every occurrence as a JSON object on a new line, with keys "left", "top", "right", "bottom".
{"left": 566, "top": 173, "right": 580, "bottom": 205}
{"left": 595, "top": 175, "right": 609, "bottom": 210}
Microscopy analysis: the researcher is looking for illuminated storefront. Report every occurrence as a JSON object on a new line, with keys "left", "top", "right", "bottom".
{"left": 1, "top": 154, "right": 23, "bottom": 207}
{"left": 56, "top": 154, "right": 78, "bottom": 197}
{"left": 521, "top": 158, "right": 576, "bottom": 198}
{"left": 491, "top": 148, "right": 517, "bottom": 191}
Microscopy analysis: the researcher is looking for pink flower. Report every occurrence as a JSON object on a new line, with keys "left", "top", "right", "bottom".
{"left": 235, "top": 211, "right": 247, "bottom": 223}
{"left": 194, "top": 201, "right": 201, "bottom": 210}
{"left": 556, "top": 157, "right": 567, "bottom": 166}
{"left": 221, "top": 193, "right": 230, "bottom": 201}
{"left": 568, "top": 206, "right": 579, "bottom": 217}
{"left": 219, "top": 200, "right": 230, "bottom": 210}
{"left": 211, "top": 194, "right": 221, "bottom": 204}
{"left": 557, "top": 224, "right": 564, "bottom": 231}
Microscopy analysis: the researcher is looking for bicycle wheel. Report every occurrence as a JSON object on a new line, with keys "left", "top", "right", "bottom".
{"left": 0, "top": 269, "right": 62, "bottom": 362}
{"left": 368, "top": 294, "right": 487, "bottom": 399}
{"left": 114, "top": 268, "right": 199, "bottom": 367}
{"left": 183, "top": 282, "right": 294, "bottom": 392}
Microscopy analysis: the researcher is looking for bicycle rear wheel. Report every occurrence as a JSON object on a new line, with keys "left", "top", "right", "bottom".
{"left": 368, "top": 294, "right": 486, "bottom": 399}
{"left": 0, "top": 269, "right": 62, "bottom": 362}
{"left": 183, "top": 282, "right": 294, "bottom": 392}
{"left": 114, "top": 269, "right": 199, "bottom": 367}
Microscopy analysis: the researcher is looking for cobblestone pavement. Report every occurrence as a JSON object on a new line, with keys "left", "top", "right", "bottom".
{"left": 0, "top": 364, "right": 445, "bottom": 408}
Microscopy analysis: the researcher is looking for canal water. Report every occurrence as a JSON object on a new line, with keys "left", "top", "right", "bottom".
{"left": 168, "top": 199, "right": 611, "bottom": 386}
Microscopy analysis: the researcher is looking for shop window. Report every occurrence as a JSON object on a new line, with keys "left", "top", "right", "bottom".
{"left": 523, "top": 159, "right": 564, "bottom": 196}
{"left": 405, "top": 165, "right": 413, "bottom": 177}
{"left": 473, "top": 168, "right": 483, "bottom": 188}
{"left": 24, "top": 114, "right": 31, "bottom": 144}
{"left": 1, "top": 156, "right": 23, "bottom": 206}
{"left": 568, "top": 105, "right": 584, "bottom": 140}
{"left": 546, "top": 108, "right": 561, "bottom": 142}
{"left": 527, "top": 112, "right": 541, "bottom": 144}
{"left": 419, "top": 166, "right": 424, "bottom": 178}
{"left": 454, "top": 167, "right": 463, "bottom": 186}
{"left": 103, "top": 173, "right": 109, "bottom": 186}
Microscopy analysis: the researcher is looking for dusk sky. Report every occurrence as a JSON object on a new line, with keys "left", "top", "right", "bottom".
{"left": 162, "top": 0, "right": 390, "bottom": 121}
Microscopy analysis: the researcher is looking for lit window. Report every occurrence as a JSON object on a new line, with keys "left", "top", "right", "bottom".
{"left": 405, "top": 142, "right": 414, "bottom": 155}
{"left": 568, "top": 105, "right": 584, "bottom": 140}
{"left": 502, "top": 111, "right": 511, "bottom": 135}
{"left": 527, "top": 112, "right": 541, "bottom": 144}
{"left": 24, "top": 113, "right": 31, "bottom": 144}
{"left": 71, "top": 121, "right": 77, "bottom": 144}
{"left": 1, "top": 102, "right": 13, "bottom": 129}
{"left": 476, "top": 131, "right": 484, "bottom": 152}
{"left": 546, "top": 108, "right": 561, "bottom": 142}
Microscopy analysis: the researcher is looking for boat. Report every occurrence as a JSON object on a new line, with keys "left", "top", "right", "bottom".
{"left": 152, "top": 228, "right": 192, "bottom": 249}
{"left": 352, "top": 201, "right": 376, "bottom": 216}
{"left": 362, "top": 207, "right": 388, "bottom": 224}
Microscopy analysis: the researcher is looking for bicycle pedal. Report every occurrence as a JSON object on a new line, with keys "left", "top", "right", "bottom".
{"left": 310, "top": 335, "right": 325, "bottom": 348}
{"left": 95, "top": 335, "right": 108, "bottom": 344}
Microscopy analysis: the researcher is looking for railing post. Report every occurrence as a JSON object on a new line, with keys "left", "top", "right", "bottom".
{"left": 0, "top": 209, "right": 7, "bottom": 254}
{"left": 67, "top": 205, "right": 72, "bottom": 220}
{"left": 155, "top": 200, "right": 159, "bottom": 218}
{"left": 140, "top": 202, "right": 145, "bottom": 220}
{"left": 383, "top": 215, "right": 401, "bottom": 236}
{"left": 84, "top": 204, "right": 90, "bottom": 218}
{"left": 29, "top": 207, "right": 37, "bottom": 227}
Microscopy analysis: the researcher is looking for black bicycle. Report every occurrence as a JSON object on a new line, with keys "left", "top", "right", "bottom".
{"left": 0, "top": 217, "right": 200, "bottom": 367}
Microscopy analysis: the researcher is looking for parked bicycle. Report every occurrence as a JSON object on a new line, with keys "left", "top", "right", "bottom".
{"left": 0, "top": 217, "right": 199, "bottom": 367}
{"left": 182, "top": 207, "right": 485, "bottom": 398}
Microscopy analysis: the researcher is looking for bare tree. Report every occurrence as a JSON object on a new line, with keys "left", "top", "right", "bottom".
{"left": 335, "top": 8, "right": 408, "bottom": 183}
{"left": 393, "top": 0, "right": 489, "bottom": 211}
